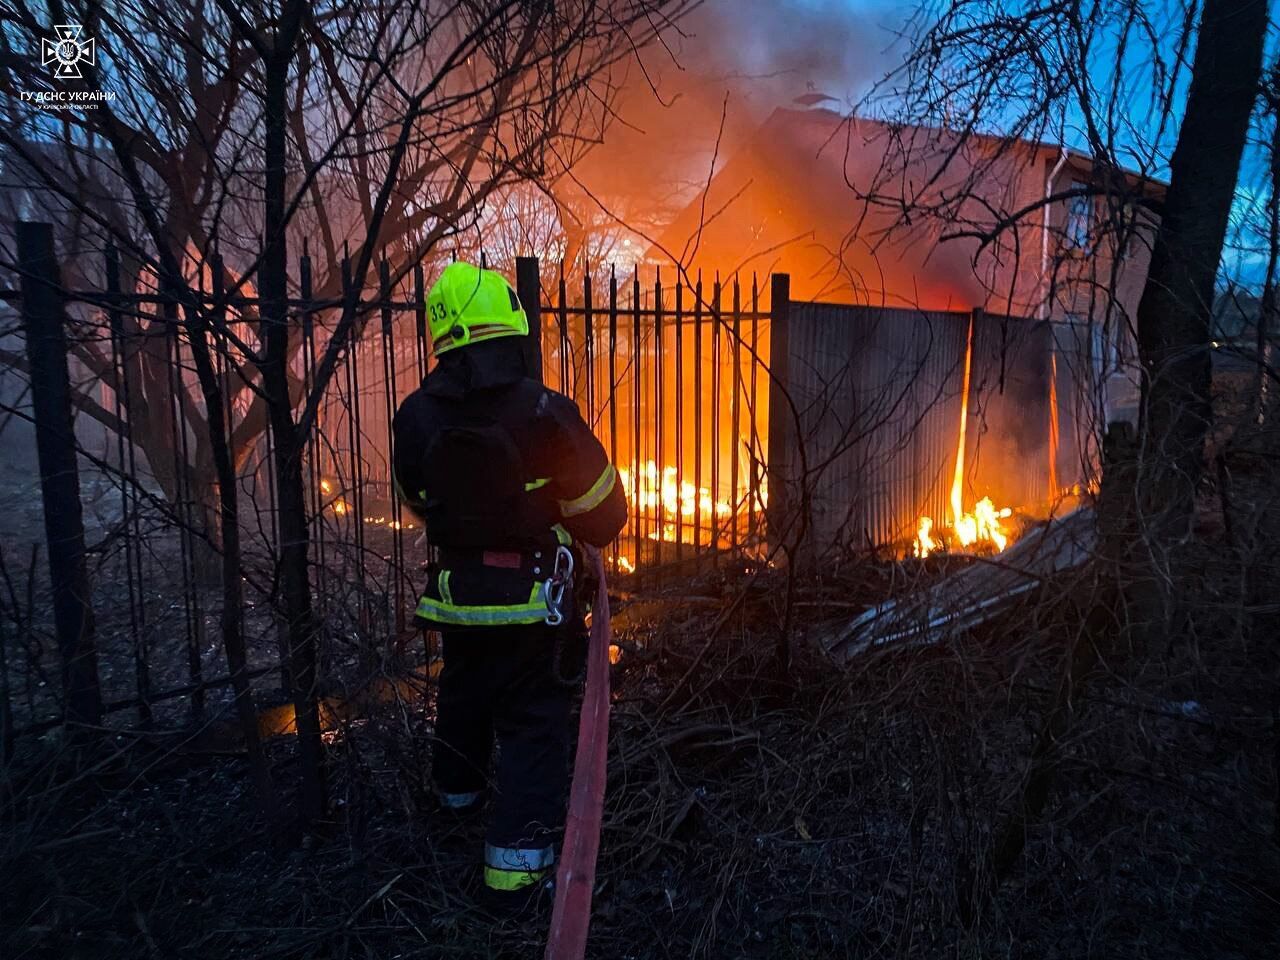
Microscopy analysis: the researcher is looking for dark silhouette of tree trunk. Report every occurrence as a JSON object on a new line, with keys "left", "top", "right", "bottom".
{"left": 184, "top": 302, "right": 279, "bottom": 819}
{"left": 1136, "top": 0, "right": 1268, "bottom": 536}
{"left": 1257, "top": 69, "right": 1280, "bottom": 426}
{"left": 17, "top": 222, "right": 103, "bottom": 729}
{"left": 251, "top": 0, "right": 326, "bottom": 822}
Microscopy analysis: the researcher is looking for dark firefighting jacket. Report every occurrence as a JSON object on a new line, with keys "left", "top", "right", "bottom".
{"left": 391, "top": 338, "right": 626, "bottom": 629}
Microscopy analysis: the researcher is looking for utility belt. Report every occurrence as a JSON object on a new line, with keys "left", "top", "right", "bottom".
{"left": 415, "top": 538, "right": 578, "bottom": 630}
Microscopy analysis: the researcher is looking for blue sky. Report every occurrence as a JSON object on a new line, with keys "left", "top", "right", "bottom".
{"left": 698, "top": 0, "right": 1277, "bottom": 288}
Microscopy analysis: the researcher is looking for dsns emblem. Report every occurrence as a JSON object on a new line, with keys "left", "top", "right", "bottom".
{"left": 42, "top": 25, "right": 95, "bottom": 80}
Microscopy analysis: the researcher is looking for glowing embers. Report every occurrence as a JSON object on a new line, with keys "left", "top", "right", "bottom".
{"left": 318, "top": 477, "right": 414, "bottom": 529}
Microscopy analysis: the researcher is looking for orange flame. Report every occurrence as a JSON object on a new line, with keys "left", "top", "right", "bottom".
{"left": 614, "top": 457, "right": 767, "bottom": 572}
{"left": 914, "top": 516, "right": 938, "bottom": 557}
{"left": 915, "top": 313, "right": 1013, "bottom": 558}
{"left": 1048, "top": 349, "right": 1059, "bottom": 499}
{"left": 950, "top": 312, "right": 975, "bottom": 533}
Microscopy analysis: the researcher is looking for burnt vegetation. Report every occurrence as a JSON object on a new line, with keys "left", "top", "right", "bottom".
{"left": 2, "top": 0, "right": 1280, "bottom": 958}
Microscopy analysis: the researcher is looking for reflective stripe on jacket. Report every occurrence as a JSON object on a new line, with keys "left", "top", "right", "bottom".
{"left": 410, "top": 538, "right": 581, "bottom": 629}
{"left": 414, "top": 566, "right": 556, "bottom": 627}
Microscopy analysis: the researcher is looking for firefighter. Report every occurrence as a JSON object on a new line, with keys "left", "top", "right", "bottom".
{"left": 391, "top": 261, "right": 626, "bottom": 911}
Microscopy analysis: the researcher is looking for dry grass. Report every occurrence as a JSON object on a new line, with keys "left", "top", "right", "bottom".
{"left": 3, "top": 513, "right": 1279, "bottom": 960}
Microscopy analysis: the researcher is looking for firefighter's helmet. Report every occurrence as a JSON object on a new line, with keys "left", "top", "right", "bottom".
{"left": 426, "top": 261, "right": 528, "bottom": 356}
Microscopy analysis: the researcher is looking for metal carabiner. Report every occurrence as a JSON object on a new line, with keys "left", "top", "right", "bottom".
{"left": 543, "top": 545, "right": 575, "bottom": 626}
{"left": 554, "top": 544, "right": 575, "bottom": 581}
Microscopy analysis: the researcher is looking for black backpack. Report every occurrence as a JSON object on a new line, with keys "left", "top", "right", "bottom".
{"left": 417, "top": 416, "right": 558, "bottom": 550}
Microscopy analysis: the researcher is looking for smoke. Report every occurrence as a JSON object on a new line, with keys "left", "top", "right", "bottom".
{"left": 686, "top": 0, "right": 899, "bottom": 108}
{"left": 574, "top": 0, "right": 906, "bottom": 224}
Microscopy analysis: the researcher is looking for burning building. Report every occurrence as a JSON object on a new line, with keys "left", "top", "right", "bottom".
{"left": 5, "top": 102, "right": 1159, "bottom": 579}
{"left": 617, "top": 105, "right": 1164, "bottom": 562}
{"left": 651, "top": 106, "right": 1157, "bottom": 318}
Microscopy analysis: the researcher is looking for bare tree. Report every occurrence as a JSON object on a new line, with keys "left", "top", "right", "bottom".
{"left": 0, "top": 0, "right": 696, "bottom": 818}
{"left": 1133, "top": 0, "right": 1267, "bottom": 535}
{"left": 839, "top": 0, "right": 1271, "bottom": 915}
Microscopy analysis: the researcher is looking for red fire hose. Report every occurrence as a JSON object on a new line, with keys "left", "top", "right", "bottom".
{"left": 544, "top": 547, "right": 611, "bottom": 960}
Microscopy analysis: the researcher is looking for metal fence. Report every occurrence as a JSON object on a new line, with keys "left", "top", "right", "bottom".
{"left": 0, "top": 226, "right": 1074, "bottom": 739}
{"left": 530, "top": 262, "right": 772, "bottom": 579}
{"left": 774, "top": 302, "right": 1059, "bottom": 554}
{"left": 2, "top": 238, "right": 441, "bottom": 735}
{"left": 0, "top": 241, "right": 777, "bottom": 737}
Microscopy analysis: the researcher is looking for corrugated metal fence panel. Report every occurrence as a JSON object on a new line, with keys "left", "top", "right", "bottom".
{"left": 966, "top": 312, "right": 1053, "bottom": 511}
{"left": 784, "top": 300, "right": 855, "bottom": 552}
{"left": 1049, "top": 318, "right": 1099, "bottom": 493}
{"left": 786, "top": 302, "right": 1052, "bottom": 555}
{"left": 859, "top": 308, "right": 969, "bottom": 547}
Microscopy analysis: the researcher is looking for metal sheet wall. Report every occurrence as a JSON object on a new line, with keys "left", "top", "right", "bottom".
{"left": 783, "top": 302, "right": 1053, "bottom": 554}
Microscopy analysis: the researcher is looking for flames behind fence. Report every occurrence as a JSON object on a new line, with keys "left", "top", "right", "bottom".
{"left": 539, "top": 268, "right": 771, "bottom": 575}
{"left": 914, "top": 310, "right": 1014, "bottom": 557}
{"left": 2, "top": 245, "right": 1078, "bottom": 734}
{"left": 777, "top": 301, "right": 1067, "bottom": 561}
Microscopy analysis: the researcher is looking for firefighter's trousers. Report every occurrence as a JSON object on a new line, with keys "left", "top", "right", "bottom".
{"left": 433, "top": 624, "right": 574, "bottom": 891}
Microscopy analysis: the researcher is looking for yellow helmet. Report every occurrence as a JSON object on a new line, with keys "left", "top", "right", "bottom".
{"left": 427, "top": 261, "right": 528, "bottom": 356}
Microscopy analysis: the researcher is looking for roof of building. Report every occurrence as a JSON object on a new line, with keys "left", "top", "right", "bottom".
{"left": 648, "top": 107, "right": 1161, "bottom": 309}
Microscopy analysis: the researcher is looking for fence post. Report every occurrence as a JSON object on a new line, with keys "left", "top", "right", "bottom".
{"left": 765, "top": 273, "right": 793, "bottom": 557}
{"left": 516, "top": 256, "right": 543, "bottom": 384}
{"left": 16, "top": 221, "right": 103, "bottom": 727}
{"left": 0, "top": 617, "right": 11, "bottom": 760}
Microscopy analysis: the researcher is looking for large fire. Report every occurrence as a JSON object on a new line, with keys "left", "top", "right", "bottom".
{"left": 914, "top": 312, "right": 1013, "bottom": 558}
{"left": 620, "top": 460, "right": 733, "bottom": 537}
{"left": 615, "top": 458, "right": 766, "bottom": 571}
